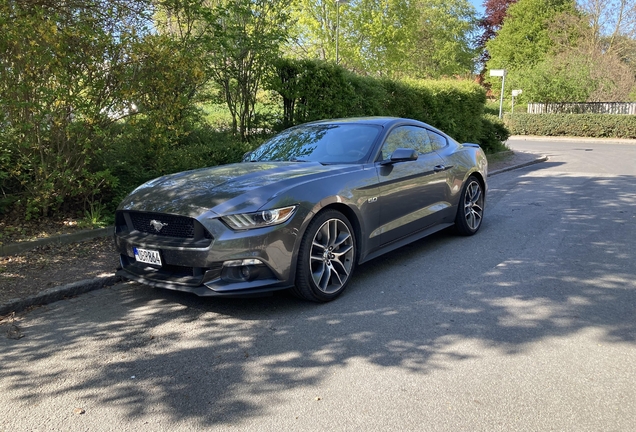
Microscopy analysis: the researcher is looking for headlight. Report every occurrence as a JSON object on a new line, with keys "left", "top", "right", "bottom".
{"left": 221, "top": 205, "right": 297, "bottom": 230}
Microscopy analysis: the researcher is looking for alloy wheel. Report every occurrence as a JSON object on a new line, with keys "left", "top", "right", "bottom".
{"left": 463, "top": 180, "right": 484, "bottom": 231}
{"left": 309, "top": 218, "right": 354, "bottom": 294}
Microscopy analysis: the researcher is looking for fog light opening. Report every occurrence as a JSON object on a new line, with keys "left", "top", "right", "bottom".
{"left": 221, "top": 259, "right": 265, "bottom": 283}
{"left": 240, "top": 265, "right": 251, "bottom": 279}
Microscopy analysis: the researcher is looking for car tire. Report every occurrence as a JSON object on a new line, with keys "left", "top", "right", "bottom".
{"left": 455, "top": 175, "right": 484, "bottom": 236}
{"left": 293, "top": 210, "right": 356, "bottom": 302}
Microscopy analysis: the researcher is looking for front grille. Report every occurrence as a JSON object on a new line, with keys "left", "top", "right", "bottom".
{"left": 130, "top": 212, "right": 195, "bottom": 238}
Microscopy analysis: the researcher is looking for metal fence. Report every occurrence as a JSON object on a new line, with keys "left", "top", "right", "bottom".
{"left": 527, "top": 102, "right": 636, "bottom": 115}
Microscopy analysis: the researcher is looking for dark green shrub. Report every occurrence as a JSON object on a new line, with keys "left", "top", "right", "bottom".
{"left": 100, "top": 121, "right": 253, "bottom": 210}
{"left": 380, "top": 78, "right": 432, "bottom": 124}
{"left": 505, "top": 113, "right": 636, "bottom": 138}
{"left": 268, "top": 59, "right": 494, "bottom": 145}
{"left": 479, "top": 114, "right": 510, "bottom": 153}
{"left": 398, "top": 79, "right": 486, "bottom": 143}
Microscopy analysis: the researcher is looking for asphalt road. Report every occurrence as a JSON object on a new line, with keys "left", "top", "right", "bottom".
{"left": 2, "top": 138, "right": 635, "bottom": 431}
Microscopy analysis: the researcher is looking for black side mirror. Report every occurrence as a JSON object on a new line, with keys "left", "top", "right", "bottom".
{"left": 381, "top": 148, "right": 418, "bottom": 165}
{"left": 242, "top": 151, "right": 253, "bottom": 162}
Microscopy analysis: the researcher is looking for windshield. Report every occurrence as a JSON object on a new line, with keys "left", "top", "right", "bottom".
{"left": 247, "top": 123, "right": 381, "bottom": 164}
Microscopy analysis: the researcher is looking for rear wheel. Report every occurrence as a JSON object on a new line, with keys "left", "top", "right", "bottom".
{"left": 455, "top": 175, "right": 484, "bottom": 236}
{"left": 293, "top": 210, "right": 356, "bottom": 302}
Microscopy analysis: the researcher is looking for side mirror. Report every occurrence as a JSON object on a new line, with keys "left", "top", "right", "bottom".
{"left": 242, "top": 151, "right": 253, "bottom": 162}
{"left": 381, "top": 148, "right": 418, "bottom": 165}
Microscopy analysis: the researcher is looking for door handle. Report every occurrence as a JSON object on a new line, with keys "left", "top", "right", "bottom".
{"left": 433, "top": 165, "right": 445, "bottom": 172}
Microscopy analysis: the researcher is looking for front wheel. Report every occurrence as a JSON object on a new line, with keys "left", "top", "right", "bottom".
{"left": 293, "top": 210, "right": 356, "bottom": 302}
{"left": 455, "top": 175, "right": 484, "bottom": 236}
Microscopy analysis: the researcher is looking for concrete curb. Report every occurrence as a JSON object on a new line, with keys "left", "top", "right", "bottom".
{"left": 489, "top": 155, "right": 549, "bottom": 177}
{"left": 0, "top": 275, "right": 122, "bottom": 317}
{"left": 0, "top": 226, "right": 114, "bottom": 257}
{"left": 508, "top": 135, "right": 636, "bottom": 144}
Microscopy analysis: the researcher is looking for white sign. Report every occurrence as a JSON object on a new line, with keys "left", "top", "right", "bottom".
{"left": 490, "top": 69, "right": 506, "bottom": 77}
{"left": 512, "top": 89, "right": 523, "bottom": 97}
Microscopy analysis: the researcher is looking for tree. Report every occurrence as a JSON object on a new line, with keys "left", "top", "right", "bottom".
{"left": 0, "top": 0, "right": 153, "bottom": 217}
{"left": 476, "top": 0, "right": 518, "bottom": 64}
{"left": 579, "top": 0, "right": 636, "bottom": 46}
{"left": 486, "top": 0, "right": 578, "bottom": 71}
{"left": 158, "top": 0, "right": 291, "bottom": 140}
{"left": 577, "top": 0, "right": 636, "bottom": 71}
{"left": 491, "top": 6, "right": 636, "bottom": 103}
{"left": 405, "top": 0, "right": 477, "bottom": 78}
{"left": 205, "top": 0, "right": 291, "bottom": 139}
{"left": 519, "top": 11, "right": 636, "bottom": 102}
{"left": 288, "top": 0, "right": 477, "bottom": 79}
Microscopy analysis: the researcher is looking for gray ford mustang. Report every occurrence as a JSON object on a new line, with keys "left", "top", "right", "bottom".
{"left": 114, "top": 117, "right": 487, "bottom": 302}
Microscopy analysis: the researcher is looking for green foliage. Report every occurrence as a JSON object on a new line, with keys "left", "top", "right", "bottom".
{"left": 78, "top": 201, "right": 111, "bottom": 229}
{"left": 289, "top": 0, "right": 477, "bottom": 79}
{"left": 484, "top": 101, "right": 501, "bottom": 116}
{"left": 157, "top": 0, "right": 291, "bottom": 140}
{"left": 493, "top": 10, "right": 636, "bottom": 104}
{"left": 268, "top": 59, "right": 499, "bottom": 145}
{"left": 480, "top": 114, "right": 511, "bottom": 153}
{"left": 0, "top": 0, "right": 226, "bottom": 218}
{"left": 100, "top": 121, "right": 253, "bottom": 209}
{"left": 486, "top": 0, "right": 577, "bottom": 71}
{"left": 505, "top": 113, "right": 636, "bottom": 138}
{"left": 405, "top": 0, "right": 477, "bottom": 78}
{"left": 203, "top": 104, "right": 235, "bottom": 130}
{"left": 268, "top": 59, "right": 361, "bottom": 128}
{"left": 0, "top": 0, "right": 152, "bottom": 218}
{"left": 485, "top": 2, "right": 636, "bottom": 104}
{"left": 485, "top": 0, "right": 579, "bottom": 103}
{"left": 517, "top": 52, "right": 595, "bottom": 102}
{"left": 0, "top": 0, "right": 502, "bottom": 221}
{"left": 399, "top": 79, "right": 486, "bottom": 143}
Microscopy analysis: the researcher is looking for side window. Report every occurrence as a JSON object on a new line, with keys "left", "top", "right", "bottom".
{"left": 427, "top": 130, "right": 447, "bottom": 151}
{"left": 381, "top": 127, "right": 408, "bottom": 159}
{"left": 380, "top": 126, "right": 434, "bottom": 159}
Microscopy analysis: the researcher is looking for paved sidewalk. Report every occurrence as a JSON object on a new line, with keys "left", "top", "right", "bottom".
{"left": 509, "top": 135, "right": 636, "bottom": 144}
{"left": 0, "top": 150, "right": 548, "bottom": 318}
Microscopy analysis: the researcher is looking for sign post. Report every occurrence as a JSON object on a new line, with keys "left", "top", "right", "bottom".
{"left": 490, "top": 69, "right": 507, "bottom": 119}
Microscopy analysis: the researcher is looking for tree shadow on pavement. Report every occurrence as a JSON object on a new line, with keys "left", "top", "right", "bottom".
{"left": 1, "top": 166, "right": 634, "bottom": 427}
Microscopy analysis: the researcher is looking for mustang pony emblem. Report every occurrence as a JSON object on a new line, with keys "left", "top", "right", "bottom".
{"left": 150, "top": 219, "right": 168, "bottom": 232}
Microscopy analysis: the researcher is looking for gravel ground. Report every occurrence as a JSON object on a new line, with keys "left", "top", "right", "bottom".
{"left": 0, "top": 237, "right": 119, "bottom": 306}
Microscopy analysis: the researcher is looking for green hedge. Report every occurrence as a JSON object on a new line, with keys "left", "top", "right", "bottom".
{"left": 505, "top": 113, "right": 636, "bottom": 138}
{"left": 480, "top": 114, "right": 510, "bottom": 151}
{"left": 385, "top": 79, "right": 487, "bottom": 144}
{"left": 99, "top": 122, "right": 254, "bottom": 210}
{"left": 268, "top": 59, "right": 506, "bottom": 151}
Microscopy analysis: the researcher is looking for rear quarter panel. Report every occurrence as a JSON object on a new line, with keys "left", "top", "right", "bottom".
{"left": 436, "top": 142, "right": 488, "bottom": 209}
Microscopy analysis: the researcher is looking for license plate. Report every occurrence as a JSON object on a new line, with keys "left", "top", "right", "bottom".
{"left": 133, "top": 247, "right": 162, "bottom": 266}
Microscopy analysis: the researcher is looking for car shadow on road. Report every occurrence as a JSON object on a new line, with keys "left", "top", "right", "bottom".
{"left": 1, "top": 167, "right": 634, "bottom": 426}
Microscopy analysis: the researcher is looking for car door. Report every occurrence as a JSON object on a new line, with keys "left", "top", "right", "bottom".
{"left": 369, "top": 125, "right": 450, "bottom": 249}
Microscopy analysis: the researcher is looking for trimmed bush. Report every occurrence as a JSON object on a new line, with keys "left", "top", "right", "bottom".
{"left": 393, "top": 79, "right": 486, "bottom": 143}
{"left": 479, "top": 114, "right": 510, "bottom": 153}
{"left": 268, "top": 59, "right": 501, "bottom": 147}
{"left": 268, "top": 59, "right": 359, "bottom": 128}
{"left": 505, "top": 113, "right": 636, "bottom": 138}
{"left": 99, "top": 122, "right": 253, "bottom": 211}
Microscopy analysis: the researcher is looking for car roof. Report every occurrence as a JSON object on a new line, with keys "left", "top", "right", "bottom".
{"left": 305, "top": 117, "right": 416, "bottom": 127}
{"left": 302, "top": 117, "right": 453, "bottom": 138}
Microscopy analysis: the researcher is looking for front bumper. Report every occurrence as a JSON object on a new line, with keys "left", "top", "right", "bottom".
{"left": 114, "top": 209, "right": 304, "bottom": 296}
{"left": 115, "top": 265, "right": 289, "bottom": 297}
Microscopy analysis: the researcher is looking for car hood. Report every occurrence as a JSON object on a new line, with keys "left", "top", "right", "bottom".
{"left": 118, "top": 162, "right": 359, "bottom": 217}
